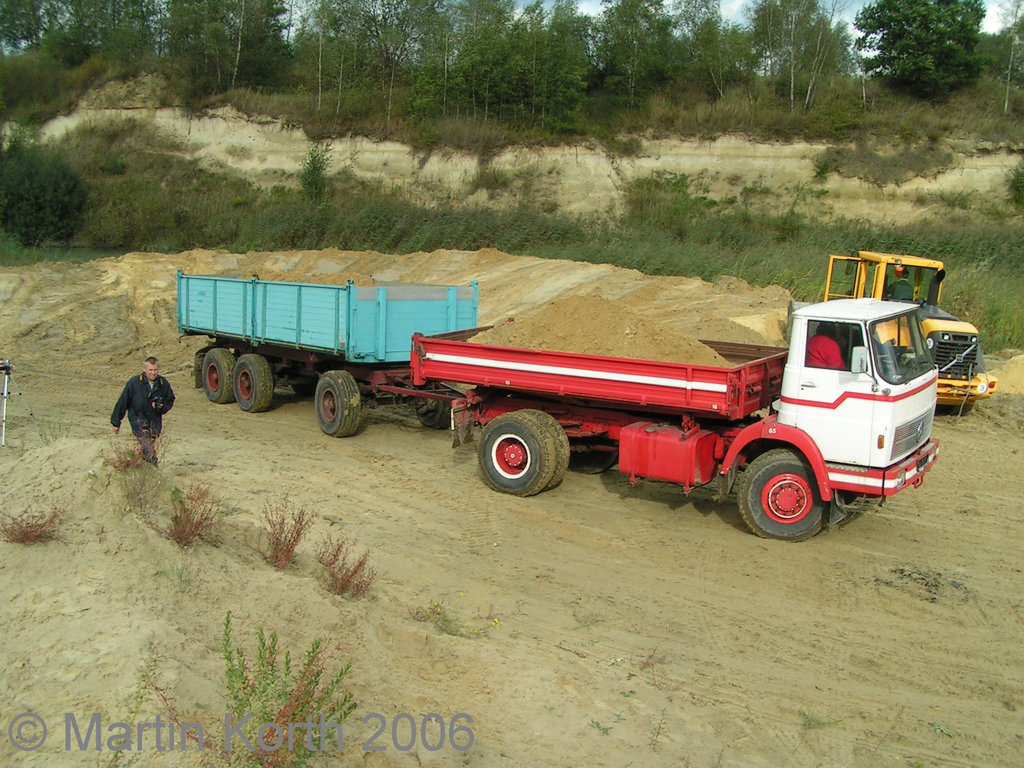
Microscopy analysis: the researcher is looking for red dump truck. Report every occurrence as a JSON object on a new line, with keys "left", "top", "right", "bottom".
{"left": 411, "top": 298, "right": 939, "bottom": 541}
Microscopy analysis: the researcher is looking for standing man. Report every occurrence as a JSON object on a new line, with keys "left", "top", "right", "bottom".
{"left": 111, "top": 357, "right": 175, "bottom": 465}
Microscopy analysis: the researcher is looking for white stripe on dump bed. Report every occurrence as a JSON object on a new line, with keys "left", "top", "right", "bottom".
{"left": 423, "top": 352, "right": 729, "bottom": 394}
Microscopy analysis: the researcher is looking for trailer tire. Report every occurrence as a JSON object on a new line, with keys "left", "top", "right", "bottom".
{"left": 738, "top": 448, "right": 824, "bottom": 541}
{"left": 478, "top": 410, "right": 563, "bottom": 497}
{"left": 415, "top": 398, "right": 451, "bottom": 430}
{"left": 202, "top": 348, "right": 236, "bottom": 404}
{"left": 316, "top": 370, "right": 362, "bottom": 437}
{"left": 234, "top": 354, "right": 275, "bottom": 413}
{"left": 193, "top": 346, "right": 213, "bottom": 388}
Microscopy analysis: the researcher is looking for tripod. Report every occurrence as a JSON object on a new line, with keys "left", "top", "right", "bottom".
{"left": 1, "top": 361, "right": 33, "bottom": 447}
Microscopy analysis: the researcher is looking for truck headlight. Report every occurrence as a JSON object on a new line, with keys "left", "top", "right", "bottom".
{"left": 976, "top": 381, "right": 988, "bottom": 395}
{"left": 897, "top": 469, "right": 906, "bottom": 486}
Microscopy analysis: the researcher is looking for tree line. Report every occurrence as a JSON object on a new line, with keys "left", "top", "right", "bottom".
{"left": 1, "top": 0, "right": 1022, "bottom": 131}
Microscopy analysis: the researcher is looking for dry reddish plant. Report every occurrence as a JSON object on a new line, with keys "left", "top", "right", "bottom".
{"left": 165, "top": 483, "right": 219, "bottom": 547}
{"left": 104, "top": 438, "right": 147, "bottom": 471}
{"left": 0, "top": 508, "right": 65, "bottom": 544}
{"left": 260, "top": 498, "right": 313, "bottom": 569}
{"left": 316, "top": 534, "right": 377, "bottom": 598}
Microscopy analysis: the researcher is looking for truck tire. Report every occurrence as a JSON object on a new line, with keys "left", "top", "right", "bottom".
{"left": 569, "top": 441, "right": 619, "bottom": 474}
{"left": 233, "top": 354, "right": 275, "bottom": 413}
{"left": 316, "top": 370, "right": 362, "bottom": 437}
{"left": 738, "top": 448, "right": 824, "bottom": 541}
{"left": 415, "top": 398, "right": 451, "bottom": 430}
{"left": 537, "top": 413, "right": 570, "bottom": 490}
{"left": 202, "top": 348, "right": 236, "bottom": 404}
{"left": 478, "top": 410, "right": 564, "bottom": 497}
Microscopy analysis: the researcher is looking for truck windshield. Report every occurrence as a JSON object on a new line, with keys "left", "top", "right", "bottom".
{"left": 869, "top": 312, "right": 935, "bottom": 385}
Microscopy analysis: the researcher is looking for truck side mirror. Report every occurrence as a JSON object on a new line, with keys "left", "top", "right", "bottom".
{"left": 851, "top": 346, "right": 869, "bottom": 374}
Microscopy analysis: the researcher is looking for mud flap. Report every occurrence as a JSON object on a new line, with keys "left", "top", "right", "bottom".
{"left": 828, "top": 494, "right": 855, "bottom": 527}
{"left": 451, "top": 400, "right": 475, "bottom": 448}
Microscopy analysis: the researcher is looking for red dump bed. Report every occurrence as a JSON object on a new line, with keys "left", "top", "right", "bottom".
{"left": 411, "top": 331, "right": 788, "bottom": 421}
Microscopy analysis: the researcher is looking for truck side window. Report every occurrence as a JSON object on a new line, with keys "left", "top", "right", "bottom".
{"left": 806, "top": 321, "right": 863, "bottom": 371}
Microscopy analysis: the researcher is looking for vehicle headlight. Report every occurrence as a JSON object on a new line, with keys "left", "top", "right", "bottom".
{"left": 897, "top": 470, "right": 907, "bottom": 486}
{"left": 926, "top": 337, "right": 934, "bottom": 349}
{"left": 976, "top": 381, "right": 988, "bottom": 395}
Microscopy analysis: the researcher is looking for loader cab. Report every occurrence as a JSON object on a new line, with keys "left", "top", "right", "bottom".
{"left": 780, "top": 300, "right": 937, "bottom": 468}
{"left": 825, "top": 252, "right": 944, "bottom": 305}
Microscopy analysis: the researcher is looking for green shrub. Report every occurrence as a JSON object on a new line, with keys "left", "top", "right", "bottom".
{"left": 0, "top": 130, "right": 87, "bottom": 245}
{"left": 300, "top": 142, "right": 331, "bottom": 204}
{"left": 1009, "top": 159, "right": 1024, "bottom": 208}
{"left": 222, "top": 613, "right": 355, "bottom": 767}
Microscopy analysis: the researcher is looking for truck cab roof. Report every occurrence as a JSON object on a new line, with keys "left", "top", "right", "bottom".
{"left": 794, "top": 298, "right": 915, "bottom": 323}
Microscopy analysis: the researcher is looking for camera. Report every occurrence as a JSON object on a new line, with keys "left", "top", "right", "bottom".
{"left": 0, "top": 360, "right": 12, "bottom": 374}
{"left": 151, "top": 396, "right": 164, "bottom": 410}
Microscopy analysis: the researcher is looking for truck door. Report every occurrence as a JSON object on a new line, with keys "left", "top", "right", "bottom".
{"left": 789, "top": 320, "right": 876, "bottom": 466}
{"left": 825, "top": 256, "right": 864, "bottom": 300}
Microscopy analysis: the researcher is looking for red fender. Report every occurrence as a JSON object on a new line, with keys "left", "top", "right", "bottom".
{"left": 720, "top": 415, "right": 833, "bottom": 501}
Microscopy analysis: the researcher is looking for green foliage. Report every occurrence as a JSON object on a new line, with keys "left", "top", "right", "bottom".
{"left": 0, "top": 128, "right": 87, "bottom": 245}
{"left": 299, "top": 142, "right": 331, "bottom": 204}
{"left": 222, "top": 612, "right": 355, "bottom": 767}
{"left": 855, "top": 0, "right": 987, "bottom": 100}
{"left": 1009, "top": 158, "right": 1024, "bottom": 208}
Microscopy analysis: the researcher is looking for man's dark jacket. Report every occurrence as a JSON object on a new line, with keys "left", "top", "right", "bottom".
{"left": 111, "top": 374, "right": 175, "bottom": 436}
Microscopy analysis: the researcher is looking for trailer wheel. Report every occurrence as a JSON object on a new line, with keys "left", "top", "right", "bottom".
{"left": 233, "top": 354, "right": 275, "bottom": 413}
{"left": 738, "top": 449, "right": 824, "bottom": 541}
{"left": 193, "top": 346, "right": 213, "bottom": 388}
{"left": 316, "top": 370, "right": 362, "bottom": 437}
{"left": 415, "top": 398, "right": 451, "bottom": 430}
{"left": 478, "top": 410, "right": 563, "bottom": 497}
{"left": 202, "top": 348, "right": 236, "bottom": 404}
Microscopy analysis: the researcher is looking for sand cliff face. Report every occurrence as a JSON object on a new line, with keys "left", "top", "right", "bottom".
{"left": 39, "top": 104, "right": 1021, "bottom": 225}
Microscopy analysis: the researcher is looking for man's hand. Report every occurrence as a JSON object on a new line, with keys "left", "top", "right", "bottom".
{"left": 113, "top": 426, "right": 120, "bottom": 435}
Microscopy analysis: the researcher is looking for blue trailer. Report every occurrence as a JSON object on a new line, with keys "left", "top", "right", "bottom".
{"left": 177, "top": 271, "right": 479, "bottom": 436}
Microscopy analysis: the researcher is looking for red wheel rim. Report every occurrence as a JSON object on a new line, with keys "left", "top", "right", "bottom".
{"left": 237, "top": 370, "right": 253, "bottom": 399}
{"left": 206, "top": 366, "right": 220, "bottom": 391}
{"left": 320, "top": 389, "right": 337, "bottom": 421}
{"left": 761, "top": 473, "right": 813, "bottom": 523}
{"left": 492, "top": 435, "right": 530, "bottom": 479}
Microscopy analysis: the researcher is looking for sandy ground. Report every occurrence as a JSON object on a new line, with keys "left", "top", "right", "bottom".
{"left": 2, "top": 249, "right": 1024, "bottom": 768}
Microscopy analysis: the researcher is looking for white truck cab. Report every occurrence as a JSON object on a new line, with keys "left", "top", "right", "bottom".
{"left": 779, "top": 299, "right": 938, "bottom": 473}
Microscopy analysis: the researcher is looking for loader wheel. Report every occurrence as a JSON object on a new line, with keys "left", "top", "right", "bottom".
{"left": 738, "top": 449, "right": 824, "bottom": 541}
{"left": 202, "top": 348, "right": 236, "bottom": 404}
{"left": 478, "top": 410, "right": 564, "bottom": 497}
{"left": 316, "top": 370, "right": 362, "bottom": 437}
{"left": 233, "top": 354, "right": 275, "bottom": 413}
{"left": 415, "top": 398, "right": 451, "bottom": 430}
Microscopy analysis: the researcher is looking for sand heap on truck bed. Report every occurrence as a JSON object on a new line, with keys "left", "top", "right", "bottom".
{"left": 471, "top": 295, "right": 728, "bottom": 366}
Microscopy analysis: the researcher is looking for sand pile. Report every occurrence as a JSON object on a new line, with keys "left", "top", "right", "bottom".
{"left": 471, "top": 295, "right": 728, "bottom": 365}
{"left": 992, "top": 354, "right": 1024, "bottom": 394}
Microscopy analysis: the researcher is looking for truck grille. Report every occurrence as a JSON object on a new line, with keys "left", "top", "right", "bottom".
{"left": 931, "top": 334, "right": 978, "bottom": 381}
{"left": 891, "top": 410, "right": 933, "bottom": 462}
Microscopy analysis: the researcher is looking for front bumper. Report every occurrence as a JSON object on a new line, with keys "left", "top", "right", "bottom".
{"left": 936, "top": 373, "right": 998, "bottom": 405}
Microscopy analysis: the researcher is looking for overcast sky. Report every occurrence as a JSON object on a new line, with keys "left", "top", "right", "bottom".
{"left": 575, "top": 1, "right": 1009, "bottom": 35}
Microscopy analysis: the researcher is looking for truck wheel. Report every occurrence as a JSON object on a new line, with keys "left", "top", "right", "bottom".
{"left": 415, "top": 398, "right": 451, "bottom": 430}
{"left": 202, "top": 348, "right": 236, "bottom": 404}
{"left": 316, "top": 370, "right": 362, "bottom": 437}
{"left": 234, "top": 354, "right": 275, "bottom": 413}
{"left": 738, "top": 449, "right": 824, "bottom": 541}
{"left": 537, "top": 413, "right": 570, "bottom": 490}
{"left": 569, "top": 441, "right": 619, "bottom": 474}
{"left": 478, "top": 410, "right": 563, "bottom": 497}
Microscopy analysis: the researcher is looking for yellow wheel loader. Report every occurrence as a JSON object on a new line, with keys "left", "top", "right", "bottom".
{"left": 824, "top": 251, "right": 996, "bottom": 410}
